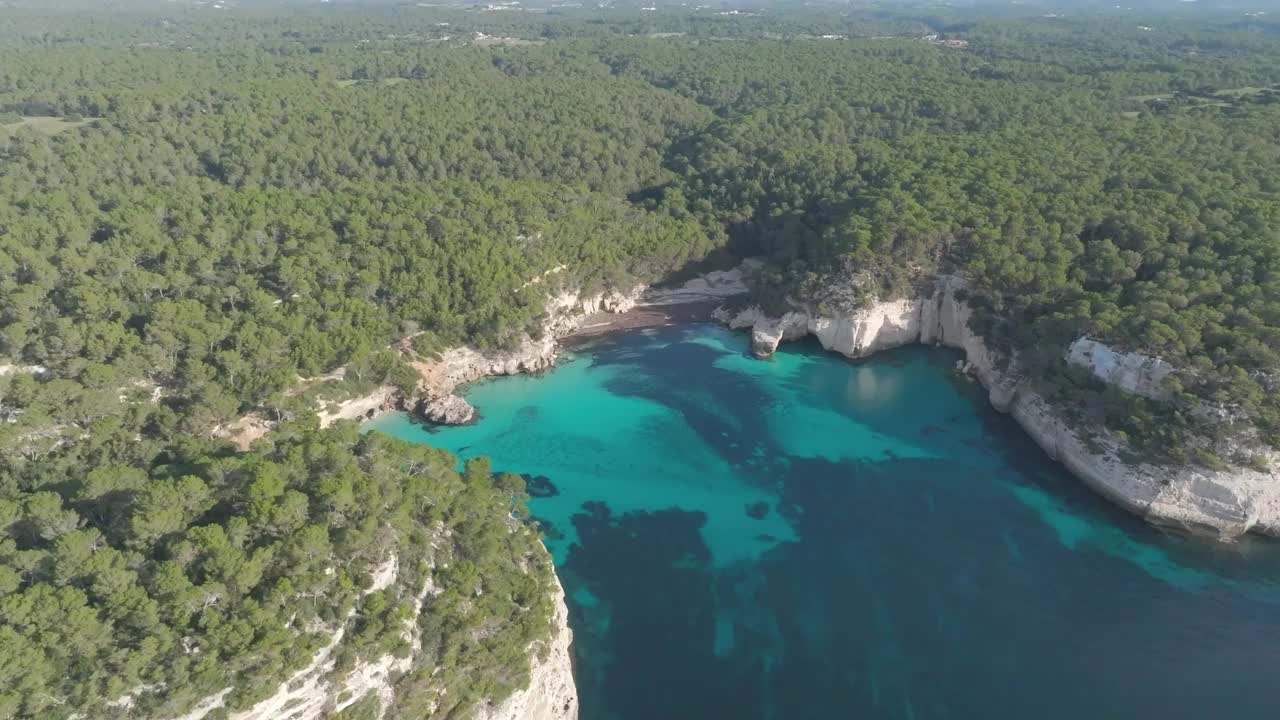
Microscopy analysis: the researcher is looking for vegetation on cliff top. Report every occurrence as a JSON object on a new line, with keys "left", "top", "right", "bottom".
{"left": 2, "top": 3, "right": 1280, "bottom": 716}
{"left": 1, "top": 424, "right": 551, "bottom": 718}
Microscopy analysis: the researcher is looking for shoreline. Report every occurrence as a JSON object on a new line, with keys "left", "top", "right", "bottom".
{"left": 563, "top": 300, "right": 724, "bottom": 341}
{"left": 724, "top": 281, "right": 1280, "bottom": 541}
{"left": 226, "top": 265, "right": 758, "bottom": 448}
{"left": 362, "top": 300, "right": 1279, "bottom": 543}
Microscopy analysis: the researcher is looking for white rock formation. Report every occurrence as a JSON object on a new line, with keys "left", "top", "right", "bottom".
{"left": 162, "top": 555, "right": 402, "bottom": 720}
{"left": 0, "top": 364, "right": 48, "bottom": 377}
{"left": 1066, "top": 337, "right": 1173, "bottom": 400}
{"left": 642, "top": 260, "right": 758, "bottom": 306}
{"left": 724, "top": 276, "right": 1280, "bottom": 539}
{"left": 748, "top": 312, "right": 808, "bottom": 358}
{"left": 318, "top": 384, "right": 400, "bottom": 427}
{"left": 569, "top": 288, "right": 642, "bottom": 316}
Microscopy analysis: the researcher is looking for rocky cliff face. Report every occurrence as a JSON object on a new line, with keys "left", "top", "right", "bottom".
{"left": 161, "top": 554, "right": 411, "bottom": 720}
{"left": 725, "top": 277, "right": 1280, "bottom": 539}
{"left": 475, "top": 572, "right": 578, "bottom": 720}
{"left": 412, "top": 287, "right": 644, "bottom": 425}
{"left": 165, "top": 550, "right": 577, "bottom": 720}
{"left": 317, "top": 384, "right": 401, "bottom": 427}
{"left": 643, "top": 261, "right": 758, "bottom": 306}
{"left": 328, "top": 265, "right": 759, "bottom": 429}
{"left": 415, "top": 263, "right": 761, "bottom": 423}
{"left": 1065, "top": 337, "right": 1173, "bottom": 401}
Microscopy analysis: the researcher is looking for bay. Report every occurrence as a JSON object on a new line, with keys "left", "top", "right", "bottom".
{"left": 367, "top": 324, "right": 1280, "bottom": 720}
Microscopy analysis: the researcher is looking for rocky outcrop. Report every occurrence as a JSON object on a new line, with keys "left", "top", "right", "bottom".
{"left": 643, "top": 260, "right": 758, "bottom": 306}
{"left": 0, "top": 363, "right": 47, "bottom": 377}
{"left": 1065, "top": 337, "right": 1172, "bottom": 400}
{"left": 418, "top": 394, "right": 477, "bottom": 425}
{"left": 157, "top": 554, "right": 408, "bottom": 720}
{"left": 260, "top": 267, "right": 755, "bottom": 433}
{"left": 723, "top": 276, "right": 1280, "bottom": 539}
{"left": 475, "top": 572, "right": 578, "bottom": 720}
{"left": 317, "top": 384, "right": 401, "bottom": 427}
{"left": 1008, "top": 393, "right": 1280, "bottom": 538}
{"left": 747, "top": 312, "right": 808, "bottom": 358}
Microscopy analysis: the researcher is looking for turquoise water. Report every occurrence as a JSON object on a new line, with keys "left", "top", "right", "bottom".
{"left": 367, "top": 324, "right": 1280, "bottom": 719}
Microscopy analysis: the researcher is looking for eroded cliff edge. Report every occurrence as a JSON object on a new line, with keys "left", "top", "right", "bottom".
{"left": 475, "top": 572, "right": 578, "bottom": 720}
{"left": 210, "top": 273, "right": 750, "bottom": 720}
{"left": 160, "top": 545, "right": 576, "bottom": 720}
{"left": 723, "top": 276, "right": 1280, "bottom": 540}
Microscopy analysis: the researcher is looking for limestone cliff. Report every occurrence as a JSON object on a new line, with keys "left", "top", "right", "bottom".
{"left": 264, "top": 265, "right": 758, "bottom": 435}
{"left": 725, "top": 277, "right": 1280, "bottom": 539}
{"left": 162, "top": 550, "right": 577, "bottom": 720}
{"left": 1065, "top": 337, "right": 1173, "bottom": 401}
{"left": 317, "top": 384, "right": 400, "bottom": 426}
{"left": 411, "top": 287, "right": 643, "bottom": 425}
{"left": 475, "top": 572, "right": 578, "bottom": 720}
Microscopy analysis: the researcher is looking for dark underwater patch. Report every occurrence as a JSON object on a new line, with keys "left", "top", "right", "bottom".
{"left": 535, "top": 517, "right": 565, "bottom": 542}
{"left": 523, "top": 473, "right": 560, "bottom": 498}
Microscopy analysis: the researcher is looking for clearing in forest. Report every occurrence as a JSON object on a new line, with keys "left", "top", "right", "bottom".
{"left": 1, "top": 115, "right": 97, "bottom": 135}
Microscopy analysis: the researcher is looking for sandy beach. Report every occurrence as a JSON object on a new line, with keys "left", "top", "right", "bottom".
{"left": 565, "top": 300, "right": 724, "bottom": 340}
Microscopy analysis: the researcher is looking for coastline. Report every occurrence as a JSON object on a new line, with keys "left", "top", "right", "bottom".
{"left": 200, "top": 271, "right": 1276, "bottom": 720}
{"left": 563, "top": 299, "right": 723, "bottom": 341}
{"left": 723, "top": 277, "right": 1280, "bottom": 541}
{"left": 248, "top": 261, "right": 1278, "bottom": 543}
{"left": 290, "top": 266, "right": 757, "bottom": 442}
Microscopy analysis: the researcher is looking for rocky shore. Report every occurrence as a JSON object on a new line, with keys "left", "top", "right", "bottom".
{"left": 407, "top": 287, "right": 647, "bottom": 427}
{"left": 401, "top": 264, "right": 754, "bottom": 429}
{"left": 721, "top": 275, "right": 1280, "bottom": 540}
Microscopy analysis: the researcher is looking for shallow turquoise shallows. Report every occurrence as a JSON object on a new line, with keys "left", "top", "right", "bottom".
{"left": 366, "top": 324, "right": 1280, "bottom": 720}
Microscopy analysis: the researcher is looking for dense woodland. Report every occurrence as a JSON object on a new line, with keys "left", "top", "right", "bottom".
{"left": 0, "top": 423, "right": 551, "bottom": 719}
{"left": 2, "top": 3, "right": 1280, "bottom": 717}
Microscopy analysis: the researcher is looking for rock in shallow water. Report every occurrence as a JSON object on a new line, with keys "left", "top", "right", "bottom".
{"left": 418, "top": 394, "right": 476, "bottom": 425}
{"left": 751, "top": 328, "right": 781, "bottom": 358}
{"left": 750, "top": 312, "right": 809, "bottom": 358}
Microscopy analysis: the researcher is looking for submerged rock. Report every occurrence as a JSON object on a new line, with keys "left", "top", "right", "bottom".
{"left": 524, "top": 474, "right": 560, "bottom": 498}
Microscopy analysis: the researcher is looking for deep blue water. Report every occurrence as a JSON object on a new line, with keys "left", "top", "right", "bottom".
{"left": 367, "top": 324, "right": 1280, "bottom": 719}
